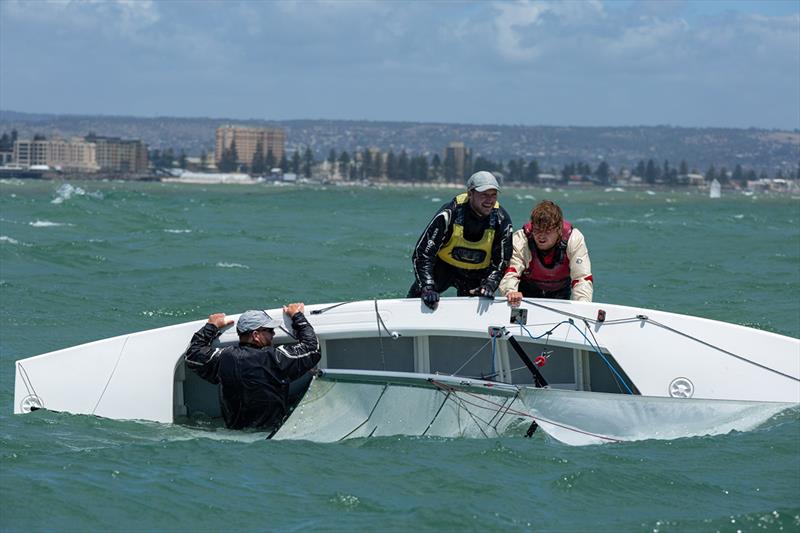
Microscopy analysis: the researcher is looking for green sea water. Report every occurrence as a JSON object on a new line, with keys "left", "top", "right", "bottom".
{"left": 1, "top": 180, "right": 798, "bottom": 532}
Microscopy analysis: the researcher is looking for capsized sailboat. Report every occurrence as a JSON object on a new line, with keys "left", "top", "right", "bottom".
{"left": 13, "top": 297, "right": 800, "bottom": 444}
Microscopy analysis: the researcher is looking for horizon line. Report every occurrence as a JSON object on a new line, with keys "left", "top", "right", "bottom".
{"left": 1, "top": 109, "right": 796, "bottom": 133}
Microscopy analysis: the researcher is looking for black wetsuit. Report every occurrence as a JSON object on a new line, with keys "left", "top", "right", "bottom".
{"left": 408, "top": 197, "right": 513, "bottom": 297}
{"left": 184, "top": 312, "right": 321, "bottom": 433}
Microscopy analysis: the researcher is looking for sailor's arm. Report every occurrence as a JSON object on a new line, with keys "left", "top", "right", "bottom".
{"left": 272, "top": 304, "right": 321, "bottom": 380}
{"left": 567, "top": 228, "right": 593, "bottom": 302}
{"left": 184, "top": 313, "right": 233, "bottom": 384}
{"left": 411, "top": 204, "right": 452, "bottom": 289}
{"left": 481, "top": 208, "right": 513, "bottom": 293}
{"left": 498, "top": 229, "right": 528, "bottom": 297}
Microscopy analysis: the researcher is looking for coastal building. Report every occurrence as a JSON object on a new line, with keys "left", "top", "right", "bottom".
{"left": 13, "top": 138, "right": 99, "bottom": 172}
{"left": 85, "top": 135, "right": 149, "bottom": 173}
{"left": 444, "top": 142, "right": 469, "bottom": 181}
{"left": 215, "top": 125, "right": 285, "bottom": 170}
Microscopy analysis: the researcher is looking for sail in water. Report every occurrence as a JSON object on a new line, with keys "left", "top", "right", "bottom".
{"left": 518, "top": 387, "right": 794, "bottom": 446}
{"left": 274, "top": 370, "right": 795, "bottom": 445}
{"left": 710, "top": 178, "right": 722, "bottom": 198}
{"left": 273, "top": 370, "right": 530, "bottom": 442}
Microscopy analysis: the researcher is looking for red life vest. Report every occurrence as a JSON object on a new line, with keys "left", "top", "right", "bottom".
{"left": 520, "top": 220, "right": 573, "bottom": 293}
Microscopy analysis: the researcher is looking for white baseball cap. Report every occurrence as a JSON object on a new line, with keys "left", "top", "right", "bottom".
{"left": 466, "top": 171, "right": 500, "bottom": 192}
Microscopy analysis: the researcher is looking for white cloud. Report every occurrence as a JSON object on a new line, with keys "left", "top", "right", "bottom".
{"left": 1, "top": 0, "right": 797, "bottom": 128}
{"left": 3, "top": 0, "right": 160, "bottom": 35}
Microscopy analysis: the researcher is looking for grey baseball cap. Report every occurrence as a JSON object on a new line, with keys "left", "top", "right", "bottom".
{"left": 466, "top": 171, "right": 500, "bottom": 192}
{"left": 236, "top": 310, "right": 283, "bottom": 334}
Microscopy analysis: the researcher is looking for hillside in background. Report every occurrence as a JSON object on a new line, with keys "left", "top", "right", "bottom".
{"left": 1, "top": 110, "right": 797, "bottom": 174}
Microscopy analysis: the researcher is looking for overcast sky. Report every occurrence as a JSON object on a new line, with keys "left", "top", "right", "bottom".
{"left": 1, "top": 0, "right": 798, "bottom": 129}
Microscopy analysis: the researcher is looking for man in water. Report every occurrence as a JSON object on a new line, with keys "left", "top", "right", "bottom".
{"left": 499, "top": 200, "right": 593, "bottom": 304}
{"left": 408, "top": 170, "right": 513, "bottom": 309}
{"left": 184, "top": 304, "right": 320, "bottom": 435}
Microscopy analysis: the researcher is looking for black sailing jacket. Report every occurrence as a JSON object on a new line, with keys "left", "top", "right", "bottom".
{"left": 410, "top": 196, "right": 513, "bottom": 292}
{"left": 184, "top": 312, "right": 321, "bottom": 431}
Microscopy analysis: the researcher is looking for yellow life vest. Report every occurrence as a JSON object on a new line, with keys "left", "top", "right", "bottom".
{"left": 436, "top": 193, "right": 499, "bottom": 270}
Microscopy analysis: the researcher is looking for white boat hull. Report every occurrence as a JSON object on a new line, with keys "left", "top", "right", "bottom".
{"left": 14, "top": 298, "right": 800, "bottom": 428}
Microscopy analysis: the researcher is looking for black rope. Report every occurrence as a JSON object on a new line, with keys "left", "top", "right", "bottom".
{"left": 310, "top": 301, "right": 352, "bottom": 315}
{"left": 422, "top": 390, "right": 451, "bottom": 436}
{"left": 338, "top": 383, "right": 389, "bottom": 441}
{"left": 488, "top": 390, "right": 520, "bottom": 430}
{"left": 448, "top": 391, "right": 493, "bottom": 439}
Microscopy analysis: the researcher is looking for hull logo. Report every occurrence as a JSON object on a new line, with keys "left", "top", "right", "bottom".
{"left": 669, "top": 377, "right": 694, "bottom": 398}
{"left": 20, "top": 395, "right": 43, "bottom": 413}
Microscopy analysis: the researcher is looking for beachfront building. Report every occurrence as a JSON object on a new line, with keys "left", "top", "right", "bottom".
{"left": 444, "top": 142, "right": 469, "bottom": 181}
{"left": 215, "top": 125, "right": 285, "bottom": 170}
{"left": 13, "top": 138, "right": 99, "bottom": 172}
{"left": 86, "top": 135, "right": 149, "bottom": 173}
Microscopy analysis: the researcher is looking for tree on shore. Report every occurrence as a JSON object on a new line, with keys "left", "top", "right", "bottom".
{"left": 443, "top": 150, "right": 456, "bottom": 181}
{"left": 251, "top": 141, "right": 265, "bottom": 175}
{"left": 397, "top": 150, "right": 409, "bottom": 180}
{"left": 386, "top": 150, "right": 397, "bottom": 180}
{"left": 302, "top": 146, "right": 313, "bottom": 178}
{"left": 291, "top": 149, "right": 301, "bottom": 174}
{"left": 218, "top": 141, "right": 238, "bottom": 172}
{"left": 338, "top": 150, "right": 351, "bottom": 180}
{"left": 265, "top": 149, "right": 276, "bottom": 171}
{"left": 645, "top": 159, "right": 658, "bottom": 183}
{"left": 595, "top": 161, "right": 610, "bottom": 185}
{"left": 409, "top": 155, "right": 429, "bottom": 181}
{"left": 706, "top": 165, "right": 717, "bottom": 183}
{"left": 525, "top": 160, "right": 540, "bottom": 183}
{"left": 430, "top": 154, "right": 442, "bottom": 181}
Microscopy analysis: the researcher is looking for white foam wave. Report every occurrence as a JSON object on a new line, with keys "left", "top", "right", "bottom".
{"left": 0, "top": 235, "right": 19, "bottom": 244}
{"left": 50, "top": 183, "right": 103, "bottom": 204}
{"left": 164, "top": 229, "right": 192, "bottom": 234}
{"left": 216, "top": 262, "right": 250, "bottom": 269}
{"left": 30, "top": 220, "right": 71, "bottom": 227}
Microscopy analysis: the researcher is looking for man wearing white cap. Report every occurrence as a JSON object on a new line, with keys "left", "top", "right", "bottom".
{"left": 408, "top": 171, "right": 513, "bottom": 309}
{"left": 184, "top": 303, "right": 320, "bottom": 434}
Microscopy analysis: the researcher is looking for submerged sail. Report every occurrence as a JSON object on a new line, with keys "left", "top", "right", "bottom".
{"left": 273, "top": 370, "right": 529, "bottom": 442}
{"left": 275, "top": 371, "right": 794, "bottom": 445}
{"left": 519, "top": 387, "right": 794, "bottom": 446}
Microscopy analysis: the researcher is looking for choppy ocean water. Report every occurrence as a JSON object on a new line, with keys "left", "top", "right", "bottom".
{"left": 1, "top": 180, "right": 798, "bottom": 531}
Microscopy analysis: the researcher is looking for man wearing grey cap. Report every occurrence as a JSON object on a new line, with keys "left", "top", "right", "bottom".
{"left": 408, "top": 171, "right": 513, "bottom": 309}
{"left": 184, "top": 303, "right": 321, "bottom": 434}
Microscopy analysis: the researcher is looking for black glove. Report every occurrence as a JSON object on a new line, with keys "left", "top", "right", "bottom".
{"left": 421, "top": 286, "right": 440, "bottom": 309}
{"left": 472, "top": 281, "right": 496, "bottom": 298}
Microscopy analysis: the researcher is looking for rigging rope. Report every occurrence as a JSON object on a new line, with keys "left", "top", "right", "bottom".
{"left": 450, "top": 338, "right": 493, "bottom": 377}
{"left": 517, "top": 321, "right": 634, "bottom": 394}
{"left": 428, "top": 379, "right": 621, "bottom": 443}
{"left": 520, "top": 299, "right": 797, "bottom": 384}
{"left": 374, "top": 299, "right": 387, "bottom": 371}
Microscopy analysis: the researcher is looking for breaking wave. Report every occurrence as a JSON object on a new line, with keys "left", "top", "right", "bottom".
{"left": 29, "top": 220, "right": 72, "bottom": 227}
{"left": 51, "top": 183, "right": 103, "bottom": 204}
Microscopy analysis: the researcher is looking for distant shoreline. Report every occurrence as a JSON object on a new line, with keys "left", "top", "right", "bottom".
{"left": 3, "top": 171, "right": 797, "bottom": 197}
